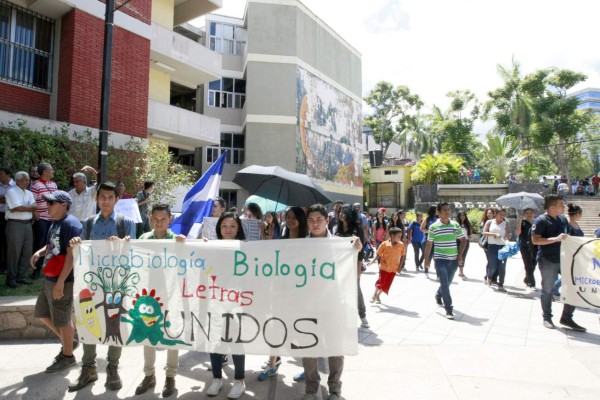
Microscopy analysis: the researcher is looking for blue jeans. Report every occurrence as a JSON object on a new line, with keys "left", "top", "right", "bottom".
{"left": 210, "top": 353, "right": 245, "bottom": 380}
{"left": 412, "top": 241, "right": 425, "bottom": 267}
{"left": 434, "top": 258, "right": 458, "bottom": 312}
{"left": 538, "top": 257, "right": 575, "bottom": 321}
{"left": 487, "top": 244, "right": 506, "bottom": 286}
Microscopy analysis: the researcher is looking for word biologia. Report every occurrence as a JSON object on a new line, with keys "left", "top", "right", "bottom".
{"left": 76, "top": 246, "right": 206, "bottom": 276}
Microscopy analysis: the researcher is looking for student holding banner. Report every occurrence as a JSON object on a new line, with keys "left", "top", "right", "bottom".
{"left": 68, "top": 182, "right": 136, "bottom": 392}
{"left": 135, "top": 204, "right": 186, "bottom": 398}
{"left": 531, "top": 194, "right": 586, "bottom": 332}
{"left": 301, "top": 204, "right": 362, "bottom": 400}
{"left": 206, "top": 212, "right": 247, "bottom": 399}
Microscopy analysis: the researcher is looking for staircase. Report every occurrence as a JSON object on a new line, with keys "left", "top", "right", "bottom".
{"left": 566, "top": 197, "right": 600, "bottom": 237}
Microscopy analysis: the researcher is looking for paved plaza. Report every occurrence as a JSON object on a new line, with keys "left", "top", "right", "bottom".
{"left": 1, "top": 245, "right": 600, "bottom": 399}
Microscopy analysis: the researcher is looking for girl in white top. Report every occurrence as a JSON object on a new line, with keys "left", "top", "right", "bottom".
{"left": 483, "top": 208, "right": 511, "bottom": 292}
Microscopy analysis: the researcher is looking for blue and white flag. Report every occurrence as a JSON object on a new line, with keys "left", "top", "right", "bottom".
{"left": 170, "top": 151, "right": 227, "bottom": 238}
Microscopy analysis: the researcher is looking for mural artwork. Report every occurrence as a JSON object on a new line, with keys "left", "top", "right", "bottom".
{"left": 296, "top": 67, "right": 363, "bottom": 188}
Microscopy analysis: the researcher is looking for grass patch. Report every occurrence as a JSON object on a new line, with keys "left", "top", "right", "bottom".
{"left": 0, "top": 274, "right": 42, "bottom": 297}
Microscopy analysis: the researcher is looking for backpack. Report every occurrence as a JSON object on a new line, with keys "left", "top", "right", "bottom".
{"left": 84, "top": 214, "right": 128, "bottom": 239}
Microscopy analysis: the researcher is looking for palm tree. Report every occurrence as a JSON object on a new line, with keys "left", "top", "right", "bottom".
{"left": 480, "top": 134, "right": 527, "bottom": 183}
{"left": 411, "top": 153, "right": 464, "bottom": 184}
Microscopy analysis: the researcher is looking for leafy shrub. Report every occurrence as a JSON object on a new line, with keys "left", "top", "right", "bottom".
{"left": 467, "top": 208, "right": 484, "bottom": 234}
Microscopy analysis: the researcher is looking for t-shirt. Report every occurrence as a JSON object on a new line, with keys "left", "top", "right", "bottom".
{"left": 519, "top": 219, "right": 534, "bottom": 247}
{"left": 408, "top": 221, "right": 424, "bottom": 243}
{"left": 136, "top": 190, "right": 150, "bottom": 220}
{"left": 30, "top": 179, "right": 57, "bottom": 221}
{"left": 43, "top": 214, "right": 82, "bottom": 281}
{"left": 427, "top": 219, "right": 465, "bottom": 260}
{"left": 376, "top": 239, "right": 405, "bottom": 273}
{"left": 592, "top": 176, "right": 600, "bottom": 186}
{"left": 139, "top": 229, "right": 177, "bottom": 240}
{"left": 532, "top": 214, "right": 567, "bottom": 263}
{"left": 69, "top": 185, "right": 97, "bottom": 222}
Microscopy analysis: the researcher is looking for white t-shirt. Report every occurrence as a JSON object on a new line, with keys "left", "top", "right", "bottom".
{"left": 487, "top": 219, "right": 507, "bottom": 246}
{"left": 69, "top": 185, "right": 97, "bottom": 222}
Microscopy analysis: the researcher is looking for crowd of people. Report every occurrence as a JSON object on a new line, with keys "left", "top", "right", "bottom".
{"left": 0, "top": 163, "right": 595, "bottom": 399}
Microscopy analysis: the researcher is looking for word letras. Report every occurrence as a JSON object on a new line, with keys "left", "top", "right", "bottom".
{"left": 181, "top": 275, "right": 254, "bottom": 306}
{"left": 233, "top": 250, "right": 335, "bottom": 288}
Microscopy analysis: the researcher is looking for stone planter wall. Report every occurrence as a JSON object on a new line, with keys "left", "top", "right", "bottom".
{"left": 0, "top": 297, "right": 53, "bottom": 340}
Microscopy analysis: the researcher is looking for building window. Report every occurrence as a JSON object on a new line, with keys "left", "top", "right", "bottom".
{"left": 220, "top": 190, "right": 237, "bottom": 210}
{"left": 0, "top": 2, "right": 53, "bottom": 91}
{"left": 209, "top": 21, "right": 246, "bottom": 55}
{"left": 369, "top": 182, "right": 402, "bottom": 208}
{"left": 384, "top": 170, "right": 398, "bottom": 175}
{"left": 208, "top": 77, "right": 245, "bottom": 109}
{"left": 206, "top": 132, "right": 245, "bottom": 165}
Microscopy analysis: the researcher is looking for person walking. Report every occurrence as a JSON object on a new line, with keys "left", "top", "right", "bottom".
{"left": 424, "top": 202, "right": 467, "bottom": 320}
{"left": 515, "top": 208, "right": 537, "bottom": 288}
{"left": 456, "top": 211, "right": 472, "bottom": 279}
{"left": 531, "top": 194, "right": 586, "bottom": 332}
{"left": 483, "top": 208, "right": 510, "bottom": 293}
{"left": 407, "top": 212, "right": 425, "bottom": 271}
{"left": 369, "top": 227, "right": 405, "bottom": 304}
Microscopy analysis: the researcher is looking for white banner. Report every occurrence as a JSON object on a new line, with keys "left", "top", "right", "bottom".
{"left": 114, "top": 198, "right": 142, "bottom": 223}
{"left": 73, "top": 238, "right": 358, "bottom": 357}
{"left": 561, "top": 236, "right": 600, "bottom": 309}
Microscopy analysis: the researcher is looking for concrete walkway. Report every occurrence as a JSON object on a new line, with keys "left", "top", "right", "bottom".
{"left": 1, "top": 245, "right": 600, "bottom": 399}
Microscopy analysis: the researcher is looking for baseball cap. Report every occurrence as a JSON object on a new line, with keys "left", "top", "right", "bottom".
{"left": 43, "top": 190, "right": 72, "bottom": 206}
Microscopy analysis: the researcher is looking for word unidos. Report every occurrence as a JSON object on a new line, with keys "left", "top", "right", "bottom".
{"left": 77, "top": 246, "right": 206, "bottom": 276}
{"left": 233, "top": 250, "right": 335, "bottom": 288}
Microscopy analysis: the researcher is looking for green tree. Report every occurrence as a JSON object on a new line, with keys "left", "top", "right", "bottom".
{"left": 364, "top": 81, "right": 424, "bottom": 157}
{"left": 522, "top": 68, "right": 593, "bottom": 178}
{"left": 485, "top": 58, "right": 533, "bottom": 142}
{"left": 431, "top": 90, "right": 480, "bottom": 164}
{"left": 411, "top": 153, "right": 464, "bottom": 184}
{"left": 134, "top": 141, "right": 196, "bottom": 207}
{"left": 480, "top": 134, "right": 527, "bottom": 183}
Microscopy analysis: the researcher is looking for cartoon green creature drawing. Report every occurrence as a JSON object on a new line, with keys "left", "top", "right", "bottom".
{"left": 121, "top": 288, "right": 189, "bottom": 346}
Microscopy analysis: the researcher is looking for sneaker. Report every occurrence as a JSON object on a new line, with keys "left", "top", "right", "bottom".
{"left": 559, "top": 318, "right": 587, "bottom": 332}
{"left": 293, "top": 371, "right": 305, "bottom": 381}
{"left": 360, "top": 317, "right": 370, "bottom": 328}
{"left": 543, "top": 319, "right": 555, "bottom": 329}
{"left": 497, "top": 286, "right": 507, "bottom": 293}
{"left": 227, "top": 380, "right": 245, "bottom": 399}
{"left": 68, "top": 365, "right": 98, "bottom": 392}
{"left": 45, "top": 353, "right": 76, "bottom": 373}
{"left": 206, "top": 378, "right": 222, "bottom": 396}
{"left": 135, "top": 374, "right": 156, "bottom": 395}
{"left": 105, "top": 364, "right": 122, "bottom": 390}
{"left": 258, "top": 366, "right": 279, "bottom": 381}
{"left": 329, "top": 393, "right": 341, "bottom": 400}
{"left": 435, "top": 294, "right": 443, "bottom": 306}
{"left": 261, "top": 356, "right": 281, "bottom": 370}
{"left": 446, "top": 311, "right": 454, "bottom": 320}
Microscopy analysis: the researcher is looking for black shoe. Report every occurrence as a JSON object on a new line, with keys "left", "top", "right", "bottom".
{"left": 135, "top": 374, "right": 156, "bottom": 395}
{"left": 559, "top": 318, "right": 587, "bottom": 332}
{"left": 68, "top": 366, "right": 98, "bottom": 392}
{"left": 105, "top": 365, "right": 122, "bottom": 390}
{"left": 46, "top": 353, "right": 76, "bottom": 373}
{"left": 446, "top": 311, "right": 455, "bottom": 320}
{"left": 543, "top": 319, "right": 555, "bottom": 329}
{"left": 435, "top": 294, "right": 443, "bottom": 306}
{"left": 162, "top": 377, "right": 176, "bottom": 398}
{"left": 30, "top": 268, "right": 41, "bottom": 280}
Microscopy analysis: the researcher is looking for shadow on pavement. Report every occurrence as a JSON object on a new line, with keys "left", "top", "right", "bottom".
{"left": 1, "top": 371, "right": 69, "bottom": 400}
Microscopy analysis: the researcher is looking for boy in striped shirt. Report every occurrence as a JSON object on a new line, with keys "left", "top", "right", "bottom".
{"left": 424, "top": 202, "right": 467, "bottom": 319}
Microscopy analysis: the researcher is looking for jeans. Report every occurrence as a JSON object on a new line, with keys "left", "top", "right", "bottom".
{"left": 434, "top": 258, "right": 458, "bottom": 313}
{"left": 487, "top": 244, "right": 506, "bottom": 286}
{"left": 411, "top": 241, "right": 425, "bottom": 267}
{"left": 82, "top": 344, "right": 122, "bottom": 368}
{"left": 520, "top": 245, "right": 537, "bottom": 287}
{"left": 144, "top": 346, "right": 179, "bottom": 378}
{"left": 210, "top": 353, "right": 245, "bottom": 380}
{"left": 539, "top": 257, "right": 575, "bottom": 321}
{"left": 303, "top": 356, "right": 343, "bottom": 395}
{"left": 357, "top": 277, "right": 366, "bottom": 319}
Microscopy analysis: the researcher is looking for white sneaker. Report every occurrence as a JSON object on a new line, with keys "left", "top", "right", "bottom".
{"left": 360, "top": 317, "right": 370, "bottom": 328}
{"left": 206, "top": 378, "right": 222, "bottom": 396}
{"left": 228, "top": 380, "right": 245, "bottom": 399}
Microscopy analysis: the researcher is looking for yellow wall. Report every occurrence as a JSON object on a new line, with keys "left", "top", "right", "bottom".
{"left": 148, "top": 67, "right": 171, "bottom": 103}
{"left": 366, "top": 165, "right": 413, "bottom": 209}
{"left": 152, "top": 0, "right": 174, "bottom": 29}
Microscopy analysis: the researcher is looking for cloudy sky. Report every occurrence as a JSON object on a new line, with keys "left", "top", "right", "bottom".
{"left": 197, "top": 0, "right": 600, "bottom": 134}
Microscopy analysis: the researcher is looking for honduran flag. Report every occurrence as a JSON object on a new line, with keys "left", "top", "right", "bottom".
{"left": 170, "top": 151, "right": 227, "bottom": 238}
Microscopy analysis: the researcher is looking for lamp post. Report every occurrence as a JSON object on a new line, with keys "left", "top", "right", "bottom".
{"left": 98, "top": 0, "right": 115, "bottom": 184}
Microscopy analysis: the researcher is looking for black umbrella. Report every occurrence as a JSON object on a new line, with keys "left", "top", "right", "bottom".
{"left": 233, "top": 165, "right": 332, "bottom": 207}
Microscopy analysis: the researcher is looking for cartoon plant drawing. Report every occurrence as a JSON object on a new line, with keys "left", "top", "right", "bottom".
{"left": 121, "top": 288, "right": 189, "bottom": 346}
{"left": 83, "top": 265, "right": 140, "bottom": 345}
